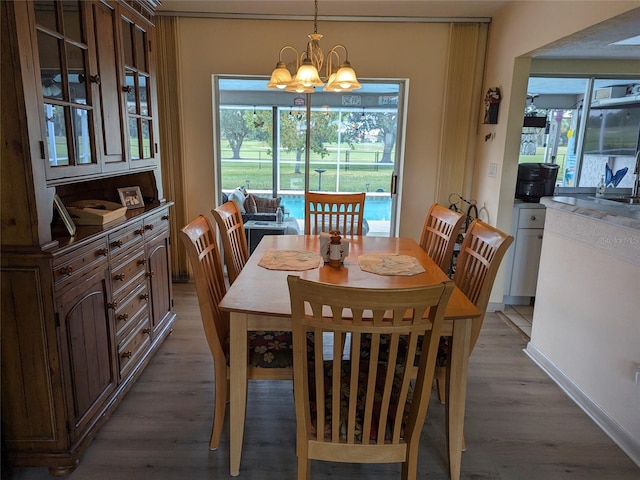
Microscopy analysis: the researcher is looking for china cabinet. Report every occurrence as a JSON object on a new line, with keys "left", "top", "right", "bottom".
{"left": 1, "top": 0, "right": 174, "bottom": 475}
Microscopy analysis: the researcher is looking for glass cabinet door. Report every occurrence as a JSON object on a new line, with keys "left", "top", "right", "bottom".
{"left": 37, "top": 0, "right": 101, "bottom": 180}
{"left": 121, "top": 13, "right": 156, "bottom": 168}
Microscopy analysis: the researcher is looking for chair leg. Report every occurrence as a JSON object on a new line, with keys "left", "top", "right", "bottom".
{"left": 297, "top": 456, "right": 310, "bottom": 480}
{"left": 209, "top": 363, "right": 228, "bottom": 450}
{"left": 434, "top": 365, "right": 446, "bottom": 404}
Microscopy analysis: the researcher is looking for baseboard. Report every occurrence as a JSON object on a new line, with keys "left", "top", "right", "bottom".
{"left": 487, "top": 302, "right": 504, "bottom": 312}
{"left": 525, "top": 343, "right": 640, "bottom": 468}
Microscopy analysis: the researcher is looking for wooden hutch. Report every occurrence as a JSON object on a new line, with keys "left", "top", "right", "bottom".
{"left": 1, "top": 0, "right": 175, "bottom": 475}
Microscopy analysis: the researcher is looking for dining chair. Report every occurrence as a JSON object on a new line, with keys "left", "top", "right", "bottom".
{"left": 434, "top": 219, "right": 514, "bottom": 402}
{"left": 304, "top": 192, "right": 366, "bottom": 236}
{"left": 179, "top": 215, "right": 294, "bottom": 450}
{"left": 287, "top": 275, "right": 454, "bottom": 480}
{"left": 419, "top": 203, "right": 466, "bottom": 274}
{"left": 212, "top": 201, "right": 249, "bottom": 285}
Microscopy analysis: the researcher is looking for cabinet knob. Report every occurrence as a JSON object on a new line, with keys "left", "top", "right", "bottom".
{"left": 111, "top": 240, "right": 123, "bottom": 248}
{"left": 114, "top": 273, "right": 126, "bottom": 281}
{"left": 145, "top": 224, "right": 154, "bottom": 231}
{"left": 538, "top": 234, "right": 543, "bottom": 240}
{"left": 89, "top": 74, "right": 101, "bottom": 85}
{"left": 107, "top": 301, "right": 118, "bottom": 309}
{"left": 117, "top": 313, "right": 129, "bottom": 322}
{"left": 146, "top": 271, "right": 154, "bottom": 278}
{"left": 134, "top": 229, "right": 144, "bottom": 236}
{"left": 123, "top": 85, "right": 132, "bottom": 93}
{"left": 137, "top": 258, "right": 147, "bottom": 266}
{"left": 142, "top": 328, "right": 151, "bottom": 335}
{"left": 121, "top": 351, "right": 132, "bottom": 359}
{"left": 140, "top": 293, "right": 150, "bottom": 300}
{"left": 530, "top": 215, "right": 536, "bottom": 221}
{"left": 59, "top": 266, "right": 73, "bottom": 276}
{"left": 96, "top": 248, "right": 108, "bottom": 257}
{"left": 161, "top": 215, "right": 170, "bottom": 221}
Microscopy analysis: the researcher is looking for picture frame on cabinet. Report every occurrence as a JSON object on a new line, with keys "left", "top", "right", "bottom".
{"left": 118, "top": 186, "right": 145, "bottom": 209}
{"left": 53, "top": 194, "right": 77, "bottom": 236}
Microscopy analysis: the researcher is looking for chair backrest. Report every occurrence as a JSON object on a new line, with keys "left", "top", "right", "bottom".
{"left": 179, "top": 215, "right": 229, "bottom": 365}
{"left": 212, "top": 201, "right": 249, "bottom": 285}
{"left": 287, "top": 275, "right": 454, "bottom": 470}
{"left": 419, "top": 203, "right": 465, "bottom": 273}
{"left": 304, "top": 192, "right": 366, "bottom": 236}
{"left": 453, "top": 219, "right": 513, "bottom": 349}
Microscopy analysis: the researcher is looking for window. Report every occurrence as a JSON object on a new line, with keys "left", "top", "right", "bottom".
{"left": 521, "top": 76, "right": 640, "bottom": 189}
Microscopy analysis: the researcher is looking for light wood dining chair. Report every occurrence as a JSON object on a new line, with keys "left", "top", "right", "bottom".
{"left": 434, "top": 219, "right": 514, "bottom": 402}
{"left": 419, "top": 203, "right": 466, "bottom": 274}
{"left": 212, "top": 201, "right": 249, "bottom": 285}
{"left": 304, "top": 192, "right": 366, "bottom": 236}
{"left": 287, "top": 275, "right": 454, "bottom": 480}
{"left": 179, "top": 215, "right": 294, "bottom": 450}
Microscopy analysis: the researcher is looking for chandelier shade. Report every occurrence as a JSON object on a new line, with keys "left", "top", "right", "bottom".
{"left": 266, "top": 0, "right": 360, "bottom": 93}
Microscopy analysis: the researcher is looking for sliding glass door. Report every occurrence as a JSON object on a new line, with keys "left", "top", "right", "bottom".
{"left": 214, "top": 77, "right": 406, "bottom": 236}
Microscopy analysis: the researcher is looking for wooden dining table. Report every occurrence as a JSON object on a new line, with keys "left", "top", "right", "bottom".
{"left": 219, "top": 234, "right": 480, "bottom": 479}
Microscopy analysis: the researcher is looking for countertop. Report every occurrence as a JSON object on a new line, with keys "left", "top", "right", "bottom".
{"left": 540, "top": 195, "right": 640, "bottom": 230}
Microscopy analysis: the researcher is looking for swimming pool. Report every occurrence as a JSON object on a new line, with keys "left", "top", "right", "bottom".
{"left": 278, "top": 193, "right": 392, "bottom": 221}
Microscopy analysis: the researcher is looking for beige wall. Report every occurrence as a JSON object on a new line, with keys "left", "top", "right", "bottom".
{"left": 174, "top": 18, "right": 452, "bottom": 241}
{"left": 471, "top": 1, "right": 639, "bottom": 303}
{"left": 169, "top": 1, "right": 637, "bottom": 271}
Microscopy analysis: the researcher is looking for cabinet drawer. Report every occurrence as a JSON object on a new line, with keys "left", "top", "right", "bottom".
{"left": 108, "top": 220, "right": 145, "bottom": 258}
{"left": 110, "top": 248, "right": 147, "bottom": 302}
{"left": 114, "top": 283, "right": 149, "bottom": 338}
{"left": 117, "top": 316, "right": 152, "bottom": 379}
{"left": 518, "top": 208, "right": 546, "bottom": 229}
{"left": 143, "top": 208, "right": 170, "bottom": 240}
{"left": 53, "top": 237, "right": 109, "bottom": 288}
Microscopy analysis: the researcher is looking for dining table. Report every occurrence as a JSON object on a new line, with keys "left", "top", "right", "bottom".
{"left": 219, "top": 234, "right": 480, "bottom": 479}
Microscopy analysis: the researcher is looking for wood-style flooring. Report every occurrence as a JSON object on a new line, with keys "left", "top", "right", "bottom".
{"left": 7, "top": 282, "right": 639, "bottom": 480}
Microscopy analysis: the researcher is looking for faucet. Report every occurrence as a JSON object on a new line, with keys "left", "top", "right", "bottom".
{"left": 633, "top": 150, "right": 640, "bottom": 199}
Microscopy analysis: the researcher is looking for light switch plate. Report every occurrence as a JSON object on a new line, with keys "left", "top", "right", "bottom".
{"left": 488, "top": 162, "right": 497, "bottom": 178}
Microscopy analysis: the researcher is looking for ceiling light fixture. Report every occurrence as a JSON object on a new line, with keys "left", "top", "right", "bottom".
{"left": 266, "top": 0, "right": 361, "bottom": 94}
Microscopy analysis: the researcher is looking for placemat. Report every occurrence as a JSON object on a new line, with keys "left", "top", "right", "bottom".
{"left": 358, "top": 253, "right": 425, "bottom": 276}
{"left": 258, "top": 250, "right": 323, "bottom": 271}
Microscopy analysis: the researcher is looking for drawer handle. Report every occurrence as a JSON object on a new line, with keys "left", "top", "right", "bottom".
{"left": 140, "top": 293, "right": 150, "bottom": 300}
{"left": 96, "top": 248, "right": 108, "bottom": 256}
{"left": 145, "top": 224, "right": 154, "bottom": 231}
{"left": 161, "top": 215, "right": 170, "bottom": 221}
{"left": 117, "top": 313, "right": 129, "bottom": 322}
{"left": 107, "top": 301, "right": 118, "bottom": 309}
{"left": 59, "top": 266, "right": 73, "bottom": 276}
{"left": 135, "top": 229, "right": 144, "bottom": 236}
{"left": 146, "top": 271, "right": 154, "bottom": 278}
{"left": 121, "top": 351, "right": 132, "bottom": 359}
{"left": 142, "top": 328, "right": 151, "bottom": 335}
{"left": 114, "top": 273, "right": 126, "bottom": 281}
{"left": 111, "top": 240, "right": 123, "bottom": 248}
{"left": 137, "top": 258, "right": 147, "bottom": 266}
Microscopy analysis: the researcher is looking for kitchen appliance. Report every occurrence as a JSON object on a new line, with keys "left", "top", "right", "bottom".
{"left": 515, "top": 162, "right": 559, "bottom": 203}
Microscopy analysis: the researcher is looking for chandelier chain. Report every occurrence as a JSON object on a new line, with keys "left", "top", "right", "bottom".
{"left": 314, "top": 0, "right": 318, "bottom": 34}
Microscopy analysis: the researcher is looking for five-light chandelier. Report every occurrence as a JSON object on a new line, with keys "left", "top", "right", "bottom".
{"left": 266, "top": 0, "right": 361, "bottom": 93}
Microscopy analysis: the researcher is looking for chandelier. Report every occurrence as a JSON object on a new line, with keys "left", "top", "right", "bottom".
{"left": 266, "top": 0, "right": 361, "bottom": 93}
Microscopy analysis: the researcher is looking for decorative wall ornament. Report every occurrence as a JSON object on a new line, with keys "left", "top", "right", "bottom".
{"left": 483, "top": 87, "right": 501, "bottom": 124}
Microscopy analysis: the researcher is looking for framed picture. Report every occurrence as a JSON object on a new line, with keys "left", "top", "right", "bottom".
{"left": 53, "top": 194, "right": 76, "bottom": 236}
{"left": 118, "top": 186, "right": 145, "bottom": 209}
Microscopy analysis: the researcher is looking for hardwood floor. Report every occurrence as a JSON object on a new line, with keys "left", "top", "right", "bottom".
{"left": 7, "top": 282, "right": 638, "bottom": 480}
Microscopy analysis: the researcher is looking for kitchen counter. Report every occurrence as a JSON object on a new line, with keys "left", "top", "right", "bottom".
{"left": 526, "top": 195, "right": 640, "bottom": 464}
{"left": 541, "top": 195, "right": 640, "bottom": 229}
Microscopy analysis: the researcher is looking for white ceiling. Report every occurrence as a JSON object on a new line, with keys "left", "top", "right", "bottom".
{"left": 156, "top": 1, "right": 640, "bottom": 60}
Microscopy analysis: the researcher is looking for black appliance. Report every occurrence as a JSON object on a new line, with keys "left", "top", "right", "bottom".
{"left": 515, "top": 162, "right": 559, "bottom": 203}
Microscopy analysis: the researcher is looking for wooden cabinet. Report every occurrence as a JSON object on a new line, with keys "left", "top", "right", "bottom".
{"left": 1, "top": 0, "right": 174, "bottom": 475}
{"left": 504, "top": 203, "right": 546, "bottom": 305}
